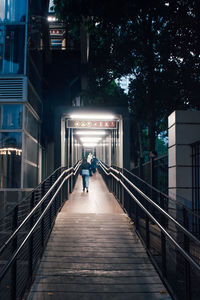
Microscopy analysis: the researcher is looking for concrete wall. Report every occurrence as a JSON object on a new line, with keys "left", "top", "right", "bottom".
{"left": 168, "top": 110, "right": 200, "bottom": 208}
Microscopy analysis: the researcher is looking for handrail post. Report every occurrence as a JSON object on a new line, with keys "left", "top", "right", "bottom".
{"left": 28, "top": 192, "right": 35, "bottom": 281}
{"left": 160, "top": 193, "right": 167, "bottom": 278}
{"left": 49, "top": 176, "right": 53, "bottom": 227}
{"left": 139, "top": 157, "right": 143, "bottom": 179}
{"left": 117, "top": 171, "right": 119, "bottom": 201}
{"left": 66, "top": 170, "right": 69, "bottom": 200}
{"left": 145, "top": 210, "right": 150, "bottom": 249}
{"left": 150, "top": 151, "right": 156, "bottom": 187}
{"left": 108, "top": 169, "right": 111, "bottom": 192}
{"left": 69, "top": 171, "right": 72, "bottom": 193}
{"left": 121, "top": 170, "right": 125, "bottom": 208}
{"left": 135, "top": 201, "right": 139, "bottom": 230}
{"left": 183, "top": 207, "right": 191, "bottom": 300}
{"left": 11, "top": 205, "right": 18, "bottom": 300}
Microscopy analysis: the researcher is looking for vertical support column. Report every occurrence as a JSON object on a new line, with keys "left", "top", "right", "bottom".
{"left": 61, "top": 117, "right": 66, "bottom": 167}
{"left": 168, "top": 111, "right": 200, "bottom": 300}
{"left": 11, "top": 205, "right": 18, "bottom": 300}
{"left": 69, "top": 128, "right": 72, "bottom": 193}
{"left": 122, "top": 114, "right": 130, "bottom": 169}
{"left": 168, "top": 110, "right": 200, "bottom": 208}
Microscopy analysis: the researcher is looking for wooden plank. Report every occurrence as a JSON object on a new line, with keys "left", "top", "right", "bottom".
{"left": 28, "top": 291, "right": 171, "bottom": 300}
{"left": 38, "top": 262, "right": 155, "bottom": 271}
{"left": 34, "top": 275, "right": 162, "bottom": 285}
{"left": 40, "top": 257, "right": 150, "bottom": 264}
{"left": 34, "top": 268, "right": 164, "bottom": 277}
{"left": 30, "top": 283, "right": 166, "bottom": 293}
{"left": 43, "top": 251, "right": 148, "bottom": 258}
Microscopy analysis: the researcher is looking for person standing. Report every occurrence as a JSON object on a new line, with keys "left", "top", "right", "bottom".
{"left": 80, "top": 158, "right": 92, "bottom": 192}
{"left": 91, "top": 156, "right": 97, "bottom": 174}
{"left": 87, "top": 152, "right": 93, "bottom": 164}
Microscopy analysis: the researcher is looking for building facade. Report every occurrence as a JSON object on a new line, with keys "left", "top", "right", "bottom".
{"left": 0, "top": 0, "right": 49, "bottom": 214}
{"left": 0, "top": 1, "right": 131, "bottom": 216}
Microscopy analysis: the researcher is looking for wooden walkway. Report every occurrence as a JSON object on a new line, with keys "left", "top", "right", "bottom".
{"left": 27, "top": 172, "right": 171, "bottom": 300}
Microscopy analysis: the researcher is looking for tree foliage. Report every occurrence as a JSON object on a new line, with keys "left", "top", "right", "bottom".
{"left": 54, "top": 0, "right": 200, "bottom": 164}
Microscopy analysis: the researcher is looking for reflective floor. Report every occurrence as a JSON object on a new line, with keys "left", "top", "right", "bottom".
{"left": 63, "top": 171, "right": 123, "bottom": 214}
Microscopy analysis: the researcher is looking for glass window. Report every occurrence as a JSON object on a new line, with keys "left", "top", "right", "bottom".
{"left": 0, "top": 25, "right": 25, "bottom": 74}
{"left": 0, "top": 0, "right": 27, "bottom": 23}
{"left": 0, "top": 132, "right": 22, "bottom": 188}
{"left": 23, "top": 163, "right": 38, "bottom": 188}
{"left": 24, "top": 134, "right": 38, "bottom": 164}
{"left": 0, "top": 104, "right": 22, "bottom": 129}
{"left": 0, "top": 131, "right": 22, "bottom": 148}
{"left": 25, "top": 108, "right": 39, "bottom": 140}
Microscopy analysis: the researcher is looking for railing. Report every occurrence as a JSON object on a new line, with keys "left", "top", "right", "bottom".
{"left": 114, "top": 164, "right": 200, "bottom": 239}
{"left": 191, "top": 141, "right": 200, "bottom": 238}
{"left": 99, "top": 161, "right": 200, "bottom": 300}
{"left": 132, "top": 154, "right": 168, "bottom": 194}
{"left": 0, "top": 160, "right": 81, "bottom": 300}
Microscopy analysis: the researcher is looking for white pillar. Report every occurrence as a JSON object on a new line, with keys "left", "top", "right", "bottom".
{"left": 168, "top": 110, "right": 200, "bottom": 208}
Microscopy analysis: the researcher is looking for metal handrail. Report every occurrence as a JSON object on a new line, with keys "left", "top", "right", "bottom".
{"left": 0, "top": 165, "right": 65, "bottom": 221}
{"left": 120, "top": 181, "right": 200, "bottom": 272}
{"left": 0, "top": 162, "right": 81, "bottom": 256}
{"left": 0, "top": 161, "right": 81, "bottom": 284}
{"left": 112, "top": 163, "right": 200, "bottom": 217}
{"left": 120, "top": 172, "right": 200, "bottom": 246}
{"left": 98, "top": 161, "right": 200, "bottom": 268}
{"left": 0, "top": 171, "right": 75, "bottom": 282}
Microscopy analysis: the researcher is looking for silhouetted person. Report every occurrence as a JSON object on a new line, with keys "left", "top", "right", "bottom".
{"left": 87, "top": 152, "right": 93, "bottom": 163}
{"left": 80, "top": 158, "right": 92, "bottom": 192}
{"left": 91, "top": 156, "right": 98, "bottom": 174}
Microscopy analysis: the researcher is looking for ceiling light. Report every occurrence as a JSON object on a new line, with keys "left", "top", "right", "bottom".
{"left": 80, "top": 137, "right": 102, "bottom": 142}
{"left": 83, "top": 143, "right": 97, "bottom": 147}
{"left": 70, "top": 114, "right": 115, "bottom": 120}
{"left": 75, "top": 130, "right": 106, "bottom": 135}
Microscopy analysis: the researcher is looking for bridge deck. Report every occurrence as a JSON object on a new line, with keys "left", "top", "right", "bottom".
{"left": 27, "top": 172, "right": 171, "bottom": 300}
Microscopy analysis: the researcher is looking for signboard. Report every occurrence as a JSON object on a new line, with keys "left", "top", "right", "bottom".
{"left": 67, "top": 119, "right": 117, "bottom": 129}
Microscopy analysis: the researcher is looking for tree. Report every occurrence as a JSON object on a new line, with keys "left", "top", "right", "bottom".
{"left": 53, "top": 0, "right": 200, "bottom": 160}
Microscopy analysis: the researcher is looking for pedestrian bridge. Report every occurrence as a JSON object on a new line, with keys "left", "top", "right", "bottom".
{"left": 0, "top": 161, "right": 200, "bottom": 300}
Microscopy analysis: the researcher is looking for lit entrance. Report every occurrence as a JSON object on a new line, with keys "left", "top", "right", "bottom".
{"left": 60, "top": 111, "right": 128, "bottom": 168}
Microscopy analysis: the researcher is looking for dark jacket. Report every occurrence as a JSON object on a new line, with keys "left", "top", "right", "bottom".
{"left": 80, "top": 162, "right": 92, "bottom": 176}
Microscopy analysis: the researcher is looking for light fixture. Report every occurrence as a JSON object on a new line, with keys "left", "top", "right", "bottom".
{"left": 80, "top": 137, "right": 102, "bottom": 142}
{"left": 70, "top": 114, "right": 115, "bottom": 120}
{"left": 75, "top": 130, "right": 106, "bottom": 135}
{"left": 0, "top": 148, "right": 22, "bottom": 156}
{"left": 47, "top": 16, "right": 57, "bottom": 22}
{"left": 83, "top": 143, "right": 97, "bottom": 147}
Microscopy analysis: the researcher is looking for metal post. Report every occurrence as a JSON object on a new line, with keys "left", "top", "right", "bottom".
{"left": 135, "top": 202, "right": 139, "bottom": 230}
{"left": 47, "top": 175, "right": 53, "bottom": 229}
{"left": 145, "top": 214, "right": 150, "bottom": 249}
{"left": 41, "top": 202, "right": 45, "bottom": 248}
{"left": 149, "top": 151, "right": 156, "bottom": 187}
{"left": 66, "top": 177, "right": 69, "bottom": 200}
{"left": 121, "top": 171, "right": 125, "bottom": 208}
{"left": 29, "top": 192, "right": 35, "bottom": 280}
{"left": 183, "top": 208, "right": 191, "bottom": 300}
{"left": 69, "top": 175, "right": 72, "bottom": 193}
{"left": 160, "top": 193, "right": 167, "bottom": 277}
{"left": 139, "top": 157, "right": 144, "bottom": 179}
{"left": 11, "top": 205, "right": 18, "bottom": 300}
